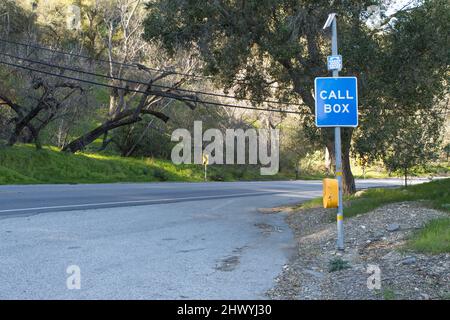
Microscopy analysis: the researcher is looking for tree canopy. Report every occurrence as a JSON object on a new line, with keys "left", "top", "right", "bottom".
{"left": 143, "top": 0, "right": 449, "bottom": 193}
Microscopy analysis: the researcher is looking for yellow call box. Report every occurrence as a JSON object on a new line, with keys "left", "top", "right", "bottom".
{"left": 323, "top": 178, "right": 338, "bottom": 208}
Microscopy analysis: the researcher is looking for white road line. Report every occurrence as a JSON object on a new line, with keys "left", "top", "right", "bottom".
{"left": 0, "top": 191, "right": 303, "bottom": 213}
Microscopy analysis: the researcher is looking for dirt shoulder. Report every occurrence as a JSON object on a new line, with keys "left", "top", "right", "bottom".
{"left": 267, "top": 202, "right": 449, "bottom": 300}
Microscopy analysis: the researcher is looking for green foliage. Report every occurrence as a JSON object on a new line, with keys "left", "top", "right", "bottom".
{"left": 297, "top": 178, "right": 450, "bottom": 218}
{"left": 407, "top": 218, "right": 450, "bottom": 254}
{"left": 353, "top": 0, "right": 450, "bottom": 176}
{"left": 111, "top": 119, "right": 174, "bottom": 158}
{"left": 382, "top": 0, "right": 449, "bottom": 107}
{"left": 0, "top": 144, "right": 204, "bottom": 184}
{"left": 143, "top": 0, "right": 450, "bottom": 195}
{"left": 209, "top": 173, "right": 225, "bottom": 182}
{"left": 297, "top": 179, "right": 450, "bottom": 255}
{"left": 280, "top": 122, "right": 320, "bottom": 176}
{"left": 444, "top": 143, "right": 450, "bottom": 160}
{"left": 152, "top": 167, "right": 169, "bottom": 181}
{"left": 382, "top": 111, "right": 443, "bottom": 182}
{"left": 0, "top": 1, "right": 34, "bottom": 36}
{"left": 381, "top": 288, "right": 397, "bottom": 300}
{"left": 346, "top": 178, "right": 450, "bottom": 217}
{"left": 0, "top": 144, "right": 303, "bottom": 184}
{"left": 328, "top": 257, "right": 351, "bottom": 273}
{"left": 0, "top": 1, "right": 448, "bottom": 186}
{"left": 143, "top": 0, "right": 381, "bottom": 106}
{"left": 297, "top": 196, "right": 323, "bottom": 210}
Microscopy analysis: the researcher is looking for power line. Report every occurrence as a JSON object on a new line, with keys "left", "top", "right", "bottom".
{"left": 0, "top": 37, "right": 202, "bottom": 77}
{"left": 0, "top": 59, "right": 305, "bottom": 115}
{"left": 2, "top": 57, "right": 445, "bottom": 117}
{"left": 0, "top": 50, "right": 304, "bottom": 107}
{"left": 0, "top": 38, "right": 280, "bottom": 89}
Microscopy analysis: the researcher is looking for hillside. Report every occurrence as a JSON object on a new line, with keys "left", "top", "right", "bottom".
{"left": 0, "top": 144, "right": 298, "bottom": 185}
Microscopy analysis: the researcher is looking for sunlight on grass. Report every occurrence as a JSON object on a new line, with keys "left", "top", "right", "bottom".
{"left": 293, "top": 179, "right": 450, "bottom": 255}
{"left": 345, "top": 179, "right": 450, "bottom": 217}
{"left": 0, "top": 144, "right": 303, "bottom": 185}
{"left": 295, "top": 178, "right": 450, "bottom": 218}
{"left": 407, "top": 218, "right": 450, "bottom": 254}
{"left": 297, "top": 197, "right": 324, "bottom": 210}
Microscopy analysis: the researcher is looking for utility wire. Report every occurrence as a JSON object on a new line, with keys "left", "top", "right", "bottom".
{"left": 0, "top": 38, "right": 201, "bottom": 77}
{"left": 0, "top": 59, "right": 305, "bottom": 115}
{"left": 0, "top": 38, "right": 280, "bottom": 89}
{"left": 0, "top": 50, "right": 304, "bottom": 107}
{"left": 0, "top": 57, "right": 450, "bottom": 116}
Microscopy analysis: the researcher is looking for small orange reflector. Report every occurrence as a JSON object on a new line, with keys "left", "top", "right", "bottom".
{"left": 323, "top": 178, "right": 339, "bottom": 208}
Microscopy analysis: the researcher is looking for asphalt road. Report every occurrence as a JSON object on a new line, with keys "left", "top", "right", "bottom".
{"left": 0, "top": 178, "right": 426, "bottom": 218}
{"left": 0, "top": 179, "right": 427, "bottom": 299}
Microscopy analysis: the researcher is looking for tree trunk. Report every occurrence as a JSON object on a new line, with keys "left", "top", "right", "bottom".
{"left": 326, "top": 139, "right": 336, "bottom": 175}
{"left": 342, "top": 146, "right": 356, "bottom": 194}
{"left": 325, "top": 128, "right": 356, "bottom": 195}
{"left": 33, "top": 134, "right": 42, "bottom": 150}
{"left": 62, "top": 117, "right": 140, "bottom": 153}
{"left": 63, "top": 109, "right": 169, "bottom": 153}
{"left": 404, "top": 168, "right": 408, "bottom": 188}
{"left": 98, "top": 132, "right": 111, "bottom": 151}
{"left": 8, "top": 121, "right": 42, "bottom": 150}
{"left": 8, "top": 116, "right": 38, "bottom": 146}
{"left": 7, "top": 102, "right": 46, "bottom": 146}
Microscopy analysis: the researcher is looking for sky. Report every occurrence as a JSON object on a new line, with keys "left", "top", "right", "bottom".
{"left": 388, "top": 0, "right": 420, "bottom": 15}
{"left": 366, "top": 0, "right": 420, "bottom": 28}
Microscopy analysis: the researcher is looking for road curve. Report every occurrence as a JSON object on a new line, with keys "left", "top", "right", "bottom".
{"left": 0, "top": 178, "right": 426, "bottom": 218}
{"left": 0, "top": 179, "right": 428, "bottom": 299}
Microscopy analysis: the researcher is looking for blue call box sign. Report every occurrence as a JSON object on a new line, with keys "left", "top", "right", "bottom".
{"left": 315, "top": 77, "right": 358, "bottom": 127}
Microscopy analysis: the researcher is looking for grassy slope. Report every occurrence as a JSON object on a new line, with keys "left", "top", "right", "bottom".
{"left": 0, "top": 145, "right": 203, "bottom": 184}
{"left": 299, "top": 178, "right": 450, "bottom": 216}
{"left": 298, "top": 178, "right": 450, "bottom": 253}
{"left": 345, "top": 179, "right": 450, "bottom": 217}
{"left": 1, "top": 144, "right": 447, "bottom": 185}
{"left": 0, "top": 144, "right": 302, "bottom": 184}
{"left": 407, "top": 218, "right": 450, "bottom": 254}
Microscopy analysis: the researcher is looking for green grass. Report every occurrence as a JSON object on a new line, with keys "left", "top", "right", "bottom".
{"left": 328, "top": 257, "right": 351, "bottom": 272}
{"left": 297, "top": 196, "right": 324, "bottom": 210}
{"left": 298, "top": 178, "right": 450, "bottom": 218}
{"left": 373, "top": 287, "right": 397, "bottom": 300}
{"left": 381, "top": 288, "right": 397, "bottom": 300}
{"left": 0, "top": 145, "right": 205, "bottom": 184}
{"left": 0, "top": 144, "right": 302, "bottom": 185}
{"left": 351, "top": 164, "right": 391, "bottom": 179}
{"left": 406, "top": 218, "right": 450, "bottom": 254}
{"left": 345, "top": 179, "right": 450, "bottom": 217}
{"left": 297, "top": 179, "right": 450, "bottom": 254}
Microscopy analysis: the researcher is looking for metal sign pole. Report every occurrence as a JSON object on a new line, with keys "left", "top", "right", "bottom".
{"left": 331, "top": 16, "right": 345, "bottom": 251}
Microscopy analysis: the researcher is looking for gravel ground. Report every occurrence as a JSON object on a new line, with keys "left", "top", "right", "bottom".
{"left": 267, "top": 202, "right": 449, "bottom": 300}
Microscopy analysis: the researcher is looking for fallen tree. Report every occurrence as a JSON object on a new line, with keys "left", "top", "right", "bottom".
{"left": 62, "top": 73, "right": 198, "bottom": 153}
{"left": 0, "top": 78, "right": 85, "bottom": 150}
